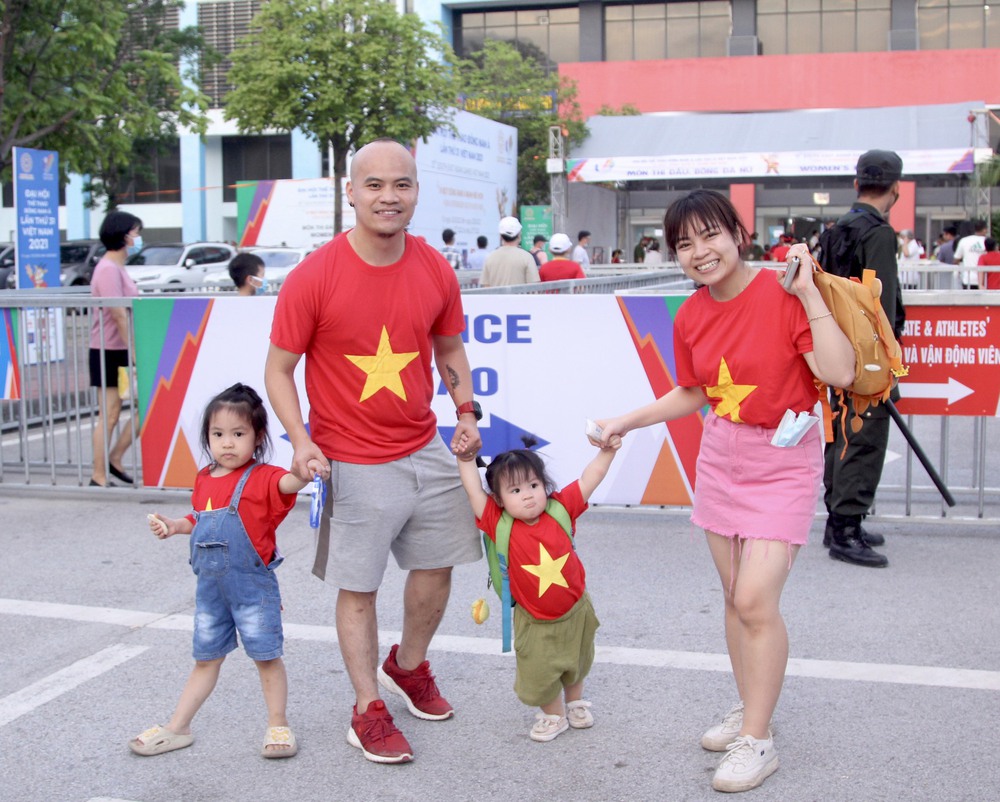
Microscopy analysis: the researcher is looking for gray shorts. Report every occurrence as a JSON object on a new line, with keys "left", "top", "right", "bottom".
{"left": 313, "top": 436, "right": 481, "bottom": 591}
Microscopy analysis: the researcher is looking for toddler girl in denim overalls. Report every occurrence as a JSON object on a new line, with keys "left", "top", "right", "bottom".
{"left": 129, "top": 383, "right": 328, "bottom": 759}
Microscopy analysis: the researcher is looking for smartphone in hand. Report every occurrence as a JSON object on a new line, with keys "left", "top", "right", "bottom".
{"left": 783, "top": 256, "right": 800, "bottom": 292}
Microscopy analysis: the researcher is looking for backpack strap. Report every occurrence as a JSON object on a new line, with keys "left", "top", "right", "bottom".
{"left": 495, "top": 498, "right": 573, "bottom": 653}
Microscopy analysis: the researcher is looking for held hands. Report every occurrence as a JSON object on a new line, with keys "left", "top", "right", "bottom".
{"left": 290, "top": 439, "right": 329, "bottom": 482}
{"left": 304, "top": 457, "right": 331, "bottom": 481}
{"left": 587, "top": 418, "right": 623, "bottom": 450}
{"left": 451, "top": 418, "right": 482, "bottom": 462}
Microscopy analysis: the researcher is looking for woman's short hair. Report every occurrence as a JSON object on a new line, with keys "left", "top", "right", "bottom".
{"left": 99, "top": 211, "right": 143, "bottom": 251}
{"left": 662, "top": 190, "right": 749, "bottom": 257}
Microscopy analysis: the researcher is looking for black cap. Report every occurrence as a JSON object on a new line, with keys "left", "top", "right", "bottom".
{"left": 533, "top": 234, "right": 547, "bottom": 244}
{"left": 856, "top": 150, "right": 902, "bottom": 182}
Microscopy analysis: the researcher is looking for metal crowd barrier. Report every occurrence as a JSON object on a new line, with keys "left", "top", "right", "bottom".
{"left": 1, "top": 282, "right": 998, "bottom": 524}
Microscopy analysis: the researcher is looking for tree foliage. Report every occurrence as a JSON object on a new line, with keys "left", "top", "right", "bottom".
{"left": 455, "top": 40, "right": 587, "bottom": 207}
{"left": 0, "top": 0, "right": 210, "bottom": 208}
{"left": 224, "top": 0, "right": 459, "bottom": 234}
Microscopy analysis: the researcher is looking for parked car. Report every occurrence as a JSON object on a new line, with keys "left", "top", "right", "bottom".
{"left": 202, "top": 246, "right": 312, "bottom": 290}
{"left": 59, "top": 240, "right": 107, "bottom": 286}
{"left": 126, "top": 242, "right": 237, "bottom": 289}
{"left": 0, "top": 244, "right": 15, "bottom": 289}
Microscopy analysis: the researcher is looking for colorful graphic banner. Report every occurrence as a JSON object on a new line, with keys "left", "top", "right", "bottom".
{"left": 12, "top": 147, "right": 60, "bottom": 289}
{"left": 133, "top": 295, "right": 701, "bottom": 502}
{"left": 1, "top": 309, "right": 20, "bottom": 400}
{"left": 132, "top": 295, "right": 1000, "bottom": 495}
{"left": 567, "top": 148, "right": 974, "bottom": 183}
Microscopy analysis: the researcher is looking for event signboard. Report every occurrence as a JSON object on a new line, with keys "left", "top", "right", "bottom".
{"left": 236, "top": 110, "right": 518, "bottom": 263}
{"left": 566, "top": 148, "right": 974, "bottom": 183}
{"left": 12, "top": 147, "right": 60, "bottom": 289}
{"left": 132, "top": 295, "right": 999, "bottom": 496}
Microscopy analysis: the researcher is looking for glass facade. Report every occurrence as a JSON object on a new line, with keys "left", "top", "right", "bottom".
{"left": 457, "top": 7, "right": 580, "bottom": 69}
{"left": 918, "top": 0, "right": 1000, "bottom": 50}
{"left": 221, "top": 135, "right": 292, "bottom": 203}
{"left": 605, "top": 2, "right": 730, "bottom": 61}
{"left": 114, "top": 141, "right": 182, "bottom": 205}
{"left": 757, "top": 0, "right": 891, "bottom": 55}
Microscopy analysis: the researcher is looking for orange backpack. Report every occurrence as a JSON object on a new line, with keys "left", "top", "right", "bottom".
{"left": 807, "top": 255, "right": 908, "bottom": 451}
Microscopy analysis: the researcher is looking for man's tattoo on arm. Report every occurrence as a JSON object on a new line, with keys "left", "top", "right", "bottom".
{"left": 446, "top": 366, "right": 460, "bottom": 390}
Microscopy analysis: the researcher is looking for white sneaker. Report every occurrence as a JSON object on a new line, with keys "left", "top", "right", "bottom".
{"left": 529, "top": 713, "right": 569, "bottom": 742}
{"left": 711, "top": 734, "right": 779, "bottom": 793}
{"left": 702, "top": 702, "right": 775, "bottom": 751}
{"left": 701, "top": 701, "right": 744, "bottom": 751}
{"left": 566, "top": 700, "right": 594, "bottom": 729}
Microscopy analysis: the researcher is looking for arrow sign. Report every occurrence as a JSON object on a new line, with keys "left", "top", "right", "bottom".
{"left": 438, "top": 414, "right": 550, "bottom": 458}
{"left": 899, "top": 377, "right": 974, "bottom": 405}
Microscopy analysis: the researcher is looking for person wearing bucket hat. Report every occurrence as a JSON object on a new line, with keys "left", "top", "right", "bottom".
{"left": 818, "top": 148, "right": 905, "bottom": 568}
{"left": 481, "top": 217, "right": 539, "bottom": 287}
{"left": 540, "top": 233, "right": 586, "bottom": 282}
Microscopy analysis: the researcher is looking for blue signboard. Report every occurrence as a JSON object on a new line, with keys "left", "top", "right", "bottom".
{"left": 13, "top": 147, "right": 60, "bottom": 289}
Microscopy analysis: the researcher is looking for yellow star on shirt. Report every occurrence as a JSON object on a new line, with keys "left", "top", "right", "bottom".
{"left": 705, "top": 356, "right": 757, "bottom": 423}
{"left": 204, "top": 499, "right": 214, "bottom": 511}
{"left": 345, "top": 326, "right": 419, "bottom": 403}
{"left": 521, "top": 543, "right": 570, "bottom": 597}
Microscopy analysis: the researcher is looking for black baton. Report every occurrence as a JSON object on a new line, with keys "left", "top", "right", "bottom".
{"left": 886, "top": 399, "right": 957, "bottom": 507}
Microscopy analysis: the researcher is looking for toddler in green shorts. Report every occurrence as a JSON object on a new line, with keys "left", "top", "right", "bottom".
{"left": 456, "top": 435, "right": 620, "bottom": 742}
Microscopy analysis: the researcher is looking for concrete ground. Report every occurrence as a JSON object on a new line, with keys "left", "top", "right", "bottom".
{"left": 1, "top": 488, "right": 997, "bottom": 802}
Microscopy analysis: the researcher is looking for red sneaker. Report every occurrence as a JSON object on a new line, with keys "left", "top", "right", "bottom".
{"left": 377, "top": 644, "right": 454, "bottom": 721}
{"left": 347, "top": 700, "right": 413, "bottom": 764}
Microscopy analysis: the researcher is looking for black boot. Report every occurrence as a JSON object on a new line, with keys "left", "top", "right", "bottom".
{"left": 823, "top": 517, "right": 885, "bottom": 548}
{"left": 827, "top": 514, "right": 889, "bottom": 568}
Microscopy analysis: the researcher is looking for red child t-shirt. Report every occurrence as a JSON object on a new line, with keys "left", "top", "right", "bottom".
{"left": 476, "top": 481, "right": 588, "bottom": 620}
{"left": 674, "top": 270, "right": 817, "bottom": 429}
{"left": 539, "top": 259, "right": 586, "bottom": 282}
{"left": 978, "top": 251, "right": 1000, "bottom": 289}
{"left": 269, "top": 232, "right": 466, "bottom": 463}
{"left": 184, "top": 462, "right": 298, "bottom": 564}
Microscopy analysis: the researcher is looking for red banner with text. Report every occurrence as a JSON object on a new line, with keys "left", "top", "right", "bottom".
{"left": 895, "top": 306, "right": 1000, "bottom": 416}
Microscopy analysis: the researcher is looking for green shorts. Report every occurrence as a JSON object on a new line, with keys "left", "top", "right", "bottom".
{"left": 512, "top": 592, "right": 600, "bottom": 708}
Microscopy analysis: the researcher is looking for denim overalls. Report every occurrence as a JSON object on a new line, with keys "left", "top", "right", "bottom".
{"left": 189, "top": 462, "right": 285, "bottom": 662}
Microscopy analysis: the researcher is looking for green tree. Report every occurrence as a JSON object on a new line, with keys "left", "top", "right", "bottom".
{"left": 80, "top": 3, "right": 212, "bottom": 209}
{"left": 456, "top": 40, "right": 586, "bottom": 207}
{"left": 0, "top": 0, "right": 210, "bottom": 205}
{"left": 595, "top": 103, "right": 641, "bottom": 117}
{"left": 224, "top": 0, "right": 459, "bottom": 234}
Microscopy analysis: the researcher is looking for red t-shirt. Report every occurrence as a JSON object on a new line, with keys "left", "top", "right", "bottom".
{"left": 674, "top": 270, "right": 816, "bottom": 429}
{"left": 770, "top": 244, "right": 791, "bottom": 262}
{"left": 539, "top": 259, "right": 586, "bottom": 282}
{"left": 184, "top": 462, "right": 298, "bottom": 564}
{"left": 476, "top": 482, "right": 588, "bottom": 620}
{"left": 978, "top": 251, "right": 1000, "bottom": 289}
{"left": 270, "top": 232, "right": 466, "bottom": 463}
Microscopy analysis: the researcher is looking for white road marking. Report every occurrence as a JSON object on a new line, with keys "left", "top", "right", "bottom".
{"left": 2, "top": 598, "right": 999, "bottom": 695}
{"left": 0, "top": 643, "right": 148, "bottom": 727}
{"left": 87, "top": 798, "right": 142, "bottom": 802}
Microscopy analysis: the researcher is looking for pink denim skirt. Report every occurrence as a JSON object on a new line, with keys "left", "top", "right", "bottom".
{"left": 690, "top": 414, "right": 823, "bottom": 545}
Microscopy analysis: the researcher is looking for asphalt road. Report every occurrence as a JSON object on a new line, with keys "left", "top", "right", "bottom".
{"left": 1, "top": 490, "right": 998, "bottom": 802}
